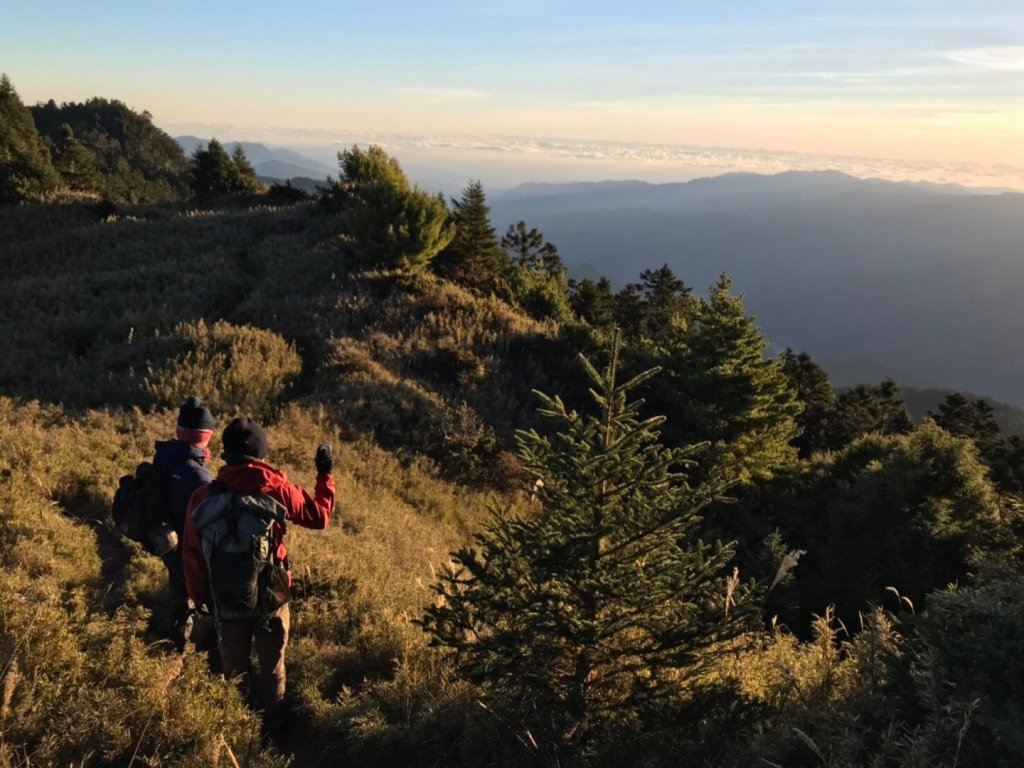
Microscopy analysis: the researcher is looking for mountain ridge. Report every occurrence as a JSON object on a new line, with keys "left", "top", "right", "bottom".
{"left": 488, "top": 171, "right": 1024, "bottom": 407}
{"left": 175, "top": 135, "right": 336, "bottom": 180}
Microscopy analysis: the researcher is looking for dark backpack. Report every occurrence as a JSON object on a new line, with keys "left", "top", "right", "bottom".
{"left": 112, "top": 462, "right": 174, "bottom": 551}
{"left": 191, "top": 484, "right": 290, "bottom": 620}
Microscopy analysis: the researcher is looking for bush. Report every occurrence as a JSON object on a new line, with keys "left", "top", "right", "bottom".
{"left": 885, "top": 565, "right": 1024, "bottom": 767}
{"left": 144, "top": 319, "right": 301, "bottom": 418}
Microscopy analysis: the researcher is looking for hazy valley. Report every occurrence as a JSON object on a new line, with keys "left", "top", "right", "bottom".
{"left": 489, "top": 172, "right": 1024, "bottom": 405}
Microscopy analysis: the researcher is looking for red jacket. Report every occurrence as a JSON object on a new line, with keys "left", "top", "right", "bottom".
{"left": 183, "top": 460, "right": 335, "bottom": 608}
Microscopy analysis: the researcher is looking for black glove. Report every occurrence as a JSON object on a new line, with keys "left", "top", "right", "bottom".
{"left": 315, "top": 443, "right": 333, "bottom": 475}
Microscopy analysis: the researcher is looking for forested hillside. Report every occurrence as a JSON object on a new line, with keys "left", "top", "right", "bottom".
{"left": 2, "top": 77, "right": 1024, "bottom": 767}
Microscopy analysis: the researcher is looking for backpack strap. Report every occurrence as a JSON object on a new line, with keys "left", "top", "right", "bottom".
{"left": 207, "top": 480, "right": 229, "bottom": 497}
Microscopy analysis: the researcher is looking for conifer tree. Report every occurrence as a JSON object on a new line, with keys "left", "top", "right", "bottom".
{"left": 570, "top": 277, "right": 616, "bottom": 328}
{"left": 638, "top": 264, "right": 693, "bottom": 341}
{"left": 930, "top": 392, "right": 1001, "bottom": 450}
{"left": 0, "top": 74, "right": 60, "bottom": 203}
{"left": 189, "top": 138, "right": 241, "bottom": 198}
{"left": 51, "top": 123, "right": 101, "bottom": 192}
{"left": 502, "top": 219, "right": 562, "bottom": 276}
{"left": 434, "top": 179, "right": 505, "bottom": 287}
{"left": 828, "top": 379, "right": 913, "bottom": 450}
{"left": 781, "top": 348, "right": 837, "bottom": 457}
{"left": 423, "top": 335, "right": 754, "bottom": 759}
{"left": 330, "top": 144, "right": 454, "bottom": 270}
{"left": 613, "top": 283, "right": 645, "bottom": 338}
{"left": 230, "top": 142, "right": 261, "bottom": 192}
{"left": 499, "top": 220, "right": 570, "bottom": 320}
{"left": 786, "top": 422, "right": 1006, "bottom": 629}
{"left": 667, "top": 274, "right": 801, "bottom": 483}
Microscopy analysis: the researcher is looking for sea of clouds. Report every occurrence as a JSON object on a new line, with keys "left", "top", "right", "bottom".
{"left": 165, "top": 122, "right": 1024, "bottom": 195}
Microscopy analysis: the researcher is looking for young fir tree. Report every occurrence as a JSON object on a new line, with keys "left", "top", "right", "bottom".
{"left": 667, "top": 274, "right": 801, "bottom": 483}
{"left": 434, "top": 179, "right": 505, "bottom": 287}
{"left": 230, "top": 142, "right": 261, "bottom": 192}
{"left": 422, "top": 334, "right": 755, "bottom": 761}
{"left": 0, "top": 74, "right": 60, "bottom": 203}
{"left": 51, "top": 123, "right": 102, "bottom": 193}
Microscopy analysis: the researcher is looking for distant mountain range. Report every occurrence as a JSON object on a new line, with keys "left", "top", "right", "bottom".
{"left": 488, "top": 171, "right": 1024, "bottom": 407}
{"left": 175, "top": 136, "right": 336, "bottom": 182}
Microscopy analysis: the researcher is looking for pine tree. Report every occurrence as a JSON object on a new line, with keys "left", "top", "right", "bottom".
{"left": 230, "top": 143, "right": 261, "bottom": 192}
{"left": 0, "top": 74, "right": 60, "bottom": 203}
{"left": 829, "top": 379, "right": 913, "bottom": 450}
{"left": 638, "top": 264, "right": 693, "bottom": 341}
{"left": 434, "top": 179, "right": 505, "bottom": 287}
{"left": 570, "top": 277, "right": 616, "bottom": 328}
{"left": 781, "top": 348, "right": 837, "bottom": 457}
{"left": 502, "top": 219, "right": 563, "bottom": 276}
{"left": 51, "top": 123, "right": 101, "bottom": 192}
{"left": 422, "top": 335, "right": 754, "bottom": 760}
{"left": 189, "top": 138, "right": 241, "bottom": 198}
{"left": 499, "top": 220, "right": 570, "bottom": 320}
{"left": 329, "top": 144, "right": 454, "bottom": 270}
{"left": 613, "top": 283, "right": 645, "bottom": 338}
{"left": 930, "top": 392, "right": 1001, "bottom": 450}
{"left": 667, "top": 274, "right": 801, "bottom": 483}
{"left": 30, "top": 96, "right": 189, "bottom": 203}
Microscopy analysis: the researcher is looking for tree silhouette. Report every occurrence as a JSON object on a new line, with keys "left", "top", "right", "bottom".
{"left": 434, "top": 180, "right": 504, "bottom": 287}
{"left": 0, "top": 74, "right": 60, "bottom": 203}
{"left": 502, "top": 220, "right": 562, "bottom": 276}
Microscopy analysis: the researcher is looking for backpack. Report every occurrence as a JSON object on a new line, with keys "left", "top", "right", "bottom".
{"left": 111, "top": 461, "right": 175, "bottom": 552}
{"left": 190, "top": 484, "right": 290, "bottom": 621}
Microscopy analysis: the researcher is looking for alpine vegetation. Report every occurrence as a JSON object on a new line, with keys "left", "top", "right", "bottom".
{"left": 423, "top": 336, "right": 756, "bottom": 764}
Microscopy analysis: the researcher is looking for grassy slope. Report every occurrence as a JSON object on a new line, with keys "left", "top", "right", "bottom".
{"left": 4, "top": 200, "right": 1015, "bottom": 766}
{"left": 0, "top": 200, "right": 543, "bottom": 765}
{"left": 0, "top": 201, "right": 582, "bottom": 472}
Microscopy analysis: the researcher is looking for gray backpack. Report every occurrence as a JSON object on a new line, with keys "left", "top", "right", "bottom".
{"left": 191, "top": 483, "right": 290, "bottom": 620}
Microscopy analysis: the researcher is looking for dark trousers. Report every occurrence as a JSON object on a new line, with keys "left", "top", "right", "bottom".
{"left": 217, "top": 604, "right": 290, "bottom": 712}
{"left": 162, "top": 550, "right": 190, "bottom": 628}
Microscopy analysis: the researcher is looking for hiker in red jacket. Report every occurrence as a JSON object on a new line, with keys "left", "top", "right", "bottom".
{"left": 183, "top": 417, "right": 335, "bottom": 719}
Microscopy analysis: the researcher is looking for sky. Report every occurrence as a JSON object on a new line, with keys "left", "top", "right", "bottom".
{"left": 4, "top": 1, "right": 1024, "bottom": 190}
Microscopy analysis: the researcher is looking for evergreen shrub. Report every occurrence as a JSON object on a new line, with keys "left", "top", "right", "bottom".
{"left": 144, "top": 319, "right": 301, "bottom": 418}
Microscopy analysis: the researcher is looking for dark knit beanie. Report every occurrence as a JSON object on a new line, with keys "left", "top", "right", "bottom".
{"left": 222, "top": 417, "right": 269, "bottom": 460}
{"left": 177, "top": 396, "right": 215, "bottom": 431}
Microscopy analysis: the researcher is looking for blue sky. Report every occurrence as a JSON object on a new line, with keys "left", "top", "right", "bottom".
{"left": 4, "top": 1, "right": 1023, "bottom": 187}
